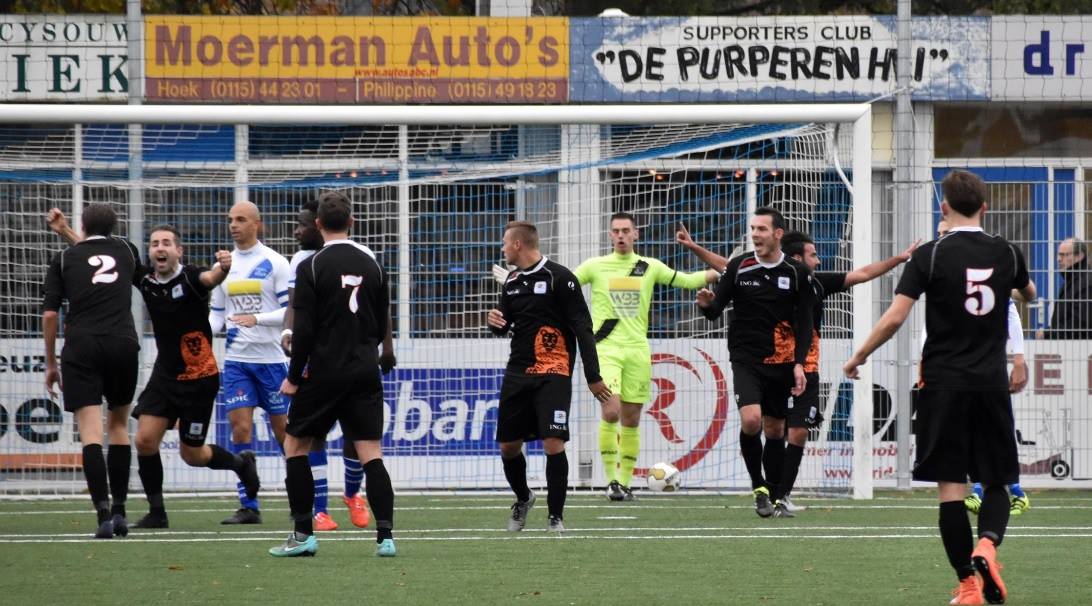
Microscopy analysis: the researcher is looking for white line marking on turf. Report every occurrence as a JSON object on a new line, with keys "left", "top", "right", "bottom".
{"left": 596, "top": 516, "right": 638, "bottom": 520}
{"left": 3, "top": 532, "right": 1092, "bottom": 544}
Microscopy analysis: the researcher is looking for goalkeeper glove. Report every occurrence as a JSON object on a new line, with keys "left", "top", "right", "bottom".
{"left": 491, "top": 263, "right": 511, "bottom": 285}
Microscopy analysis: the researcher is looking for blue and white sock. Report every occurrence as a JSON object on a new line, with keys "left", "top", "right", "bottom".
{"left": 229, "top": 440, "right": 259, "bottom": 510}
{"left": 308, "top": 449, "right": 329, "bottom": 515}
{"left": 1009, "top": 482, "right": 1026, "bottom": 498}
{"left": 972, "top": 483, "right": 984, "bottom": 498}
{"left": 344, "top": 456, "right": 364, "bottom": 498}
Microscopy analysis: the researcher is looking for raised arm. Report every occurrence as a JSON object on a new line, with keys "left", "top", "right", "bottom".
{"left": 199, "top": 250, "right": 232, "bottom": 289}
{"left": 676, "top": 222, "right": 729, "bottom": 273}
{"left": 843, "top": 239, "right": 920, "bottom": 287}
{"left": 46, "top": 208, "right": 81, "bottom": 245}
{"left": 698, "top": 259, "right": 737, "bottom": 320}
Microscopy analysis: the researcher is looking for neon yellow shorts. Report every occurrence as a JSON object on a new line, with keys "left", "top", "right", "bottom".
{"left": 598, "top": 342, "right": 651, "bottom": 404}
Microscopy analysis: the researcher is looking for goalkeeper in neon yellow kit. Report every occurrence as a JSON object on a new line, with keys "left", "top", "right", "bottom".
{"left": 573, "top": 213, "right": 718, "bottom": 500}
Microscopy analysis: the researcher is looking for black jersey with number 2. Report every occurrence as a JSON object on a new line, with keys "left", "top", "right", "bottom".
{"left": 42, "top": 236, "right": 142, "bottom": 340}
{"left": 288, "top": 240, "right": 389, "bottom": 387}
{"left": 895, "top": 228, "right": 1030, "bottom": 391}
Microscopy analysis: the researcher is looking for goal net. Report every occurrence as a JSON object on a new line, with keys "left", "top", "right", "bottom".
{"left": 0, "top": 104, "right": 873, "bottom": 498}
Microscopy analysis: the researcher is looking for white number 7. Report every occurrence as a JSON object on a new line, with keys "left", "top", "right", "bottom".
{"left": 341, "top": 275, "right": 363, "bottom": 313}
{"left": 964, "top": 268, "right": 995, "bottom": 316}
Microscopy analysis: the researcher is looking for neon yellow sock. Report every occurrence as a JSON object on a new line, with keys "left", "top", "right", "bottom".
{"left": 618, "top": 425, "right": 640, "bottom": 488}
{"left": 598, "top": 420, "right": 620, "bottom": 483}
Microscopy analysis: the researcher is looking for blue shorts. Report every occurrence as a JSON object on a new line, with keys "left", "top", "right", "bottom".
{"left": 218, "top": 360, "right": 290, "bottom": 416}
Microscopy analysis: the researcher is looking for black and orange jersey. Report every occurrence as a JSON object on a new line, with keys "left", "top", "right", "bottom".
{"left": 42, "top": 236, "right": 142, "bottom": 341}
{"left": 490, "top": 256, "right": 602, "bottom": 384}
{"left": 701, "top": 252, "right": 815, "bottom": 366}
{"left": 138, "top": 265, "right": 218, "bottom": 382}
{"left": 803, "top": 271, "right": 849, "bottom": 372}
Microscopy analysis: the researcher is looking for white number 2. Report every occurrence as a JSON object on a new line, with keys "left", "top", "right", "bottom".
{"left": 88, "top": 255, "right": 118, "bottom": 284}
{"left": 341, "top": 275, "right": 363, "bottom": 313}
{"left": 964, "top": 268, "right": 995, "bottom": 316}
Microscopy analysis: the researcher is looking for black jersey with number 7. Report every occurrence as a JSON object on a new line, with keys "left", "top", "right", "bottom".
{"left": 287, "top": 240, "right": 389, "bottom": 387}
{"left": 895, "top": 228, "right": 1030, "bottom": 391}
{"left": 42, "top": 236, "right": 143, "bottom": 341}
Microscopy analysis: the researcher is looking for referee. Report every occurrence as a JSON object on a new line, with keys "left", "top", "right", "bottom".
{"left": 269, "top": 192, "right": 397, "bottom": 558}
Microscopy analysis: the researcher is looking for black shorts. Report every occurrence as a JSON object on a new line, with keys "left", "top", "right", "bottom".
{"left": 912, "top": 388, "right": 1019, "bottom": 485}
{"left": 287, "top": 376, "right": 385, "bottom": 442}
{"left": 786, "top": 371, "right": 824, "bottom": 428}
{"left": 133, "top": 374, "right": 220, "bottom": 447}
{"left": 60, "top": 334, "right": 139, "bottom": 412}
{"left": 496, "top": 373, "right": 572, "bottom": 443}
{"left": 731, "top": 362, "right": 794, "bottom": 419}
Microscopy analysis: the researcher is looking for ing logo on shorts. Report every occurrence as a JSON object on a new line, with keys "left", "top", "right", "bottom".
{"left": 526, "top": 326, "right": 570, "bottom": 376}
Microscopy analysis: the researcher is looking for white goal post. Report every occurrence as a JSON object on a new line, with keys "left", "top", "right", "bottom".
{"left": 0, "top": 103, "right": 874, "bottom": 499}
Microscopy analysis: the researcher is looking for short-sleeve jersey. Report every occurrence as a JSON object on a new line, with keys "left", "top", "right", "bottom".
{"left": 493, "top": 257, "right": 602, "bottom": 384}
{"left": 573, "top": 252, "right": 707, "bottom": 347}
{"left": 803, "top": 271, "right": 849, "bottom": 372}
{"left": 138, "top": 265, "right": 218, "bottom": 381}
{"left": 287, "top": 240, "right": 387, "bottom": 386}
{"left": 288, "top": 249, "right": 317, "bottom": 289}
{"left": 210, "top": 242, "right": 291, "bottom": 363}
{"left": 700, "top": 252, "right": 815, "bottom": 366}
{"left": 895, "top": 227, "right": 1030, "bottom": 391}
{"left": 42, "top": 235, "right": 142, "bottom": 341}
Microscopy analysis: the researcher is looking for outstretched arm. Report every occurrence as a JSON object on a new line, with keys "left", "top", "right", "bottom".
{"left": 676, "top": 222, "right": 729, "bottom": 273}
{"left": 199, "top": 250, "right": 232, "bottom": 289}
{"left": 843, "top": 239, "right": 920, "bottom": 288}
{"left": 844, "top": 295, "right": 916, "bottom": 378}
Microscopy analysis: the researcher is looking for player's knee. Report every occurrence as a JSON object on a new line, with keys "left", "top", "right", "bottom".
{"left": 231, "top": 424, "right": 252, "bottom": 444}
{"left": 179, "top": 444, "right": 205, "bottom": 466}
{"left": 134, "top": 433, "right": 159, "bottom": 455}
{"left": 542, "top": 438, "right": 565, "bottom": 455}
{"left": 499, "top": 441, "right": 523, "bottom": 458}
{"left": 763, "top": 419, "right": 786, "bottom": 440}
{"left": 787, "top": 427, "right": 809, "bottom": 446}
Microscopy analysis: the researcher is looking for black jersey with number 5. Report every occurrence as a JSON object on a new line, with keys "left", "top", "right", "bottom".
{"left": 895, "top": 228, "right": 1030, "bottom": 391}
{"left": 42, "top": 236, "right": 142, "bottom": 341}
{"left": 287, "top": 239, "right": 389, "bottom": 387}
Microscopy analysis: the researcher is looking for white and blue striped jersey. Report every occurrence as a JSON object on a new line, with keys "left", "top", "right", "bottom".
{"left": 209, "top": 241, "right": 291, "bottom": 363}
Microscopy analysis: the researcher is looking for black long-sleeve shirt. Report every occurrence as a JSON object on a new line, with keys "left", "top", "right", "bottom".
{"left": 700, "top": 252, "right": 814, "bottom": 366}
{"left": 490, "top": 256, "right": 602, "bottom": 384}
{"left": 288, "top": 239, "right": 389, "bottom": 387}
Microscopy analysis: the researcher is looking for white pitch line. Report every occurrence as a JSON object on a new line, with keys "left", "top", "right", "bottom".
{"left": 3, "top": 532, "right": 1092, "bottom": 545}
{"left": 11, "top": 525, "right": 1092, "bottom": 539}
{"left": 5, "top": 504, "right": 1092, "bottom": 516}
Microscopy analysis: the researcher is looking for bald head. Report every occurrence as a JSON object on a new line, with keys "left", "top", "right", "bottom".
{"left": 228, "top": 200, "right": 262, "bottom": 248}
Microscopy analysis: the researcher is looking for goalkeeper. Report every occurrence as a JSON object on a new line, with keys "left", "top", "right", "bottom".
{"left": 495, "top": 212, "right": 717, "bottom": 501}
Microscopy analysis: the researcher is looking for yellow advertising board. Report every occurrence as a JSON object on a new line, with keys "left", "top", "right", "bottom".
{"left": 145, "top": 16, "right": 568, "bottom": 103}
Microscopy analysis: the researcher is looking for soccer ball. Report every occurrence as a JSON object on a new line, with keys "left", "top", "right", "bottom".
{"left": 645, "top": 462, "right": 681, "bottom": 492}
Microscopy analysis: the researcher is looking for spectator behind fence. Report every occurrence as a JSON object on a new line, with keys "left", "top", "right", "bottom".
{"left": 1041, "top": 238, "right": 1091, "bottom": 340}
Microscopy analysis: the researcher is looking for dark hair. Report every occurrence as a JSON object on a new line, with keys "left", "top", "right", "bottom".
{"left": 610, "top": 211, "right": 637, "bottom": 226}
{"left": 505, "top": 220, "right": 539, "bottom": 249}
{"left": 1070, "top": 238, "right": 1087, "bottom": 259}
{"left": 754, "top": 206, "right": 786, "bottom": 231}
{"left": 81, "top": 203, "right": 117, "bottom": 237}
{"left": 148, "top": 224, "right": 182, "bottom": 245}
{"left": 941, "top": 170, "right": 987, "bottom": 218}
{"left": 780, "top": 230, "right": 814, "bottom": 258}
{"left": 316, "top": 191, "right": 352, "bottom": 232}
{"left": 301, "top": 197, "right": 319, "bottom": 214}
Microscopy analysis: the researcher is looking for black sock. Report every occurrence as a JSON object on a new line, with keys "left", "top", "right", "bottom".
{"left": 739, "top": 431, "right": 765, "bottom": 490}
{"left": 939, "top": 501, "right": 975, "bottom": 580}
{"left": 363, "top": 459, "right": 394, "bottom": 543}
{"left": 545, "top": 451, "right": 568, "bottom": 519}
{"left": 763, "top": 437, "right": 785, "bottom": 500}
{"left": 779, "top": 443, "right": 805, "bottom": 501}
{"left": 82, "top": 444, "right": 110, "bottom": 521}
{"left": 977, "top": 484, "right": 1011, "bottom": 547}
{"left": 137, "top": 453, "right": 165, "bottom": 514}
{"left": 206, "top": 444, "right": 242, "bottom": 471}
{"left": 285, "top": 455, "right": 314, "bottom": 536}
{"left": 502, "top": 454, "right": 531, "bottom": 502}
{"left": 107, "top": 444, "right": 131, "bottom": 517}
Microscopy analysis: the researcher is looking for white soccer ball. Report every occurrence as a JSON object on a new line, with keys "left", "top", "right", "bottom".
{"left": 645, "top": 462, "right": 681, "bottom": 492}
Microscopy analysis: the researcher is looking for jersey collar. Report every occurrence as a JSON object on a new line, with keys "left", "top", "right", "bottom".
{"left": 947, "top": 226, "right": 984, "bottom": 233}
{"left": 752, "top": 251, "right": 785, "bottom": 269}
{"left": 323, "top": 239, "right": 353, "bottom": 247}
{"left": 234, "top": 241, "right": 263, "bottom": 255}
{"left": 516, "top": 255, "right": 548, "bottom": 275}
{"left": 84, "top": 235, "right": 107, "bottom": 241}
{"left": 150, "top": 264, "right": 183, "bottom": 284}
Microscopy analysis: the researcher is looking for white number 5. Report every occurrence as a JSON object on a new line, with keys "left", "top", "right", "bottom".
{"left": 964, "top": 268, "right": 995, "bottom": 316}
{"left": 88, "top": 255, "right": 118, "bottom": 284}
{"left": 341, "top": 275, "right": 363, "bottom": 313}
